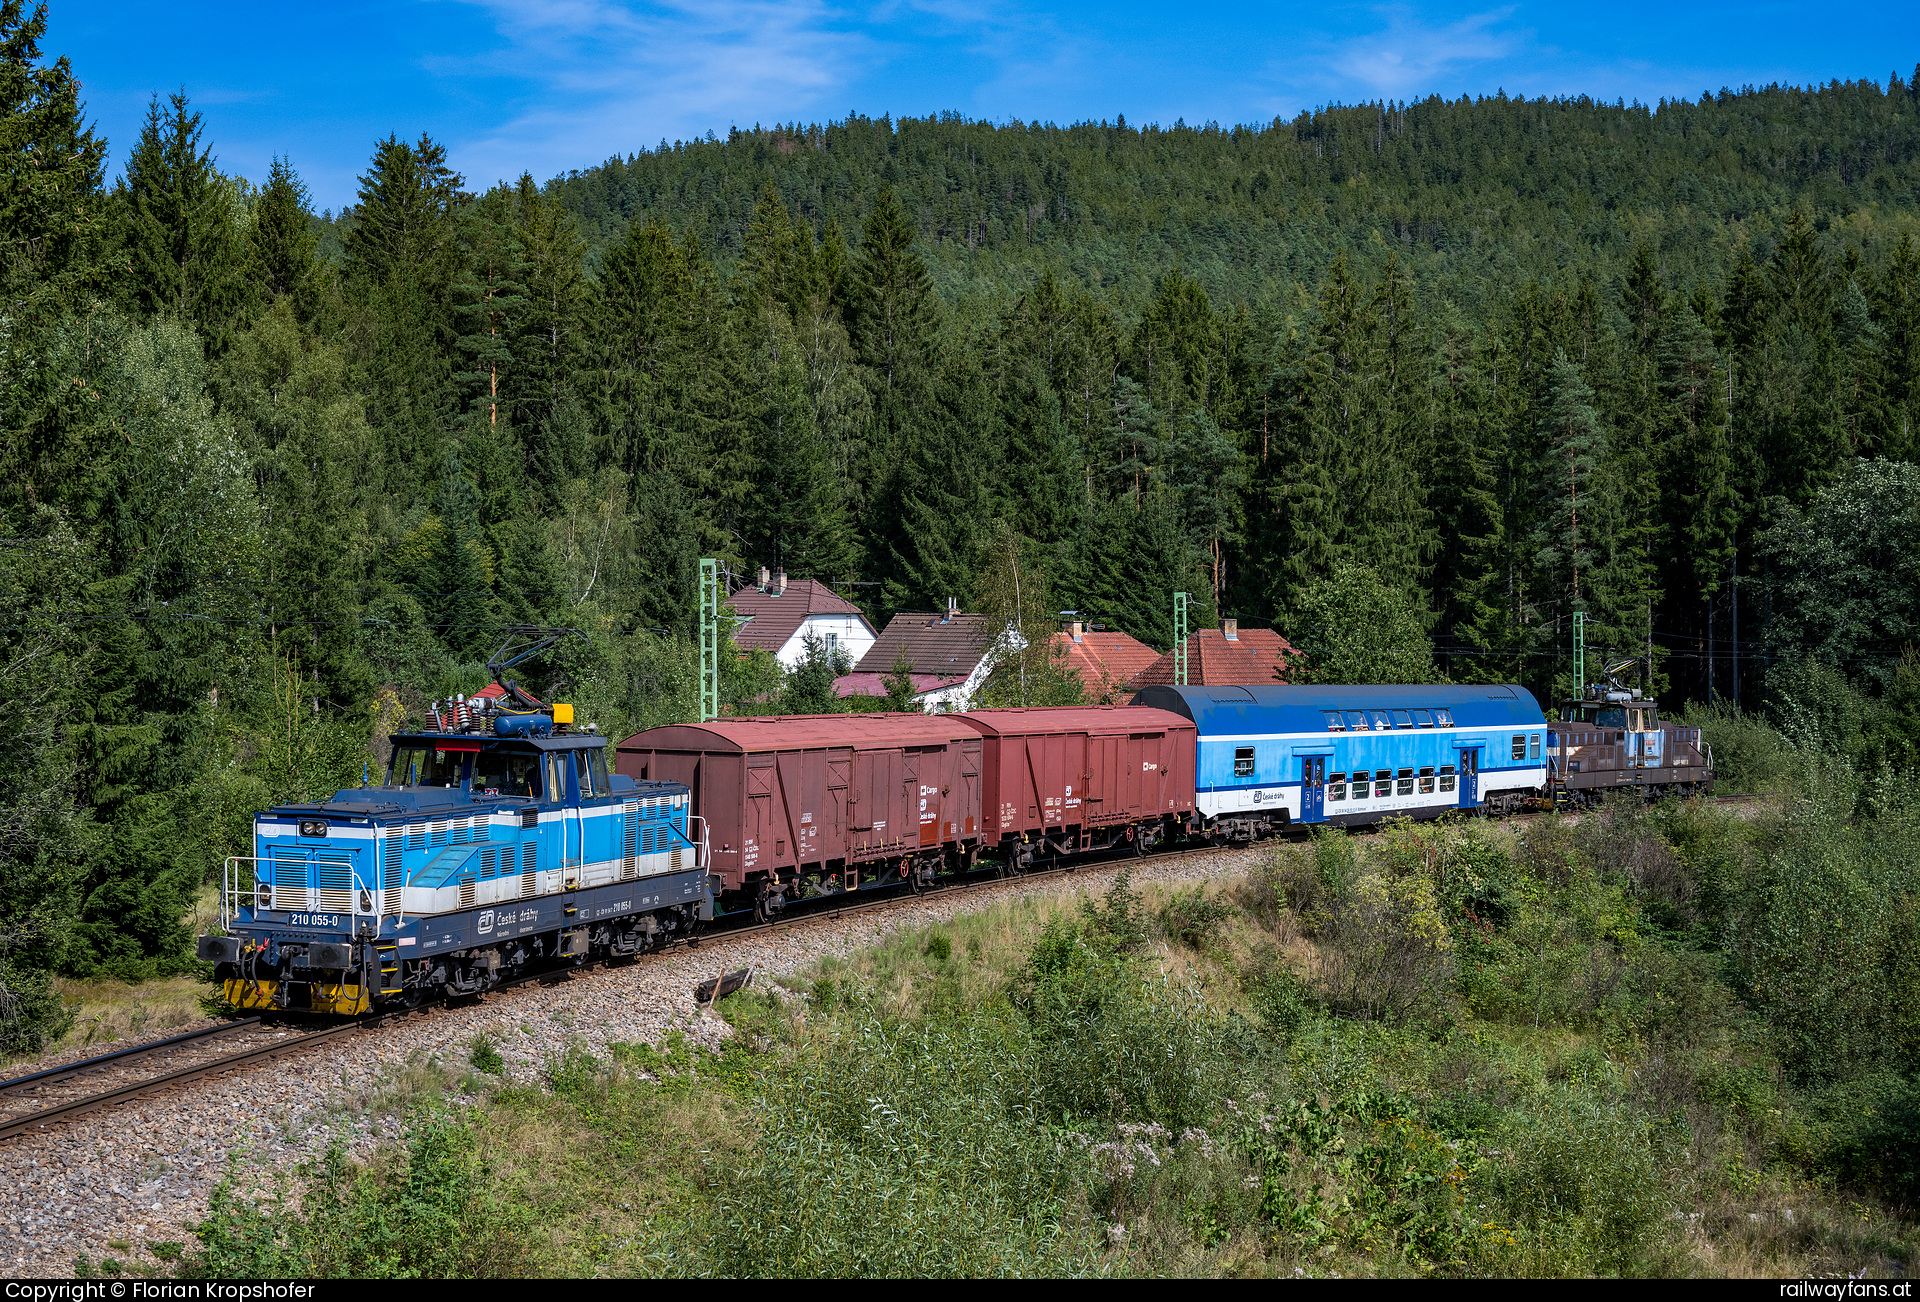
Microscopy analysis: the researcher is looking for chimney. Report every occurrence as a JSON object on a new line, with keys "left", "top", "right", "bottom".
{"left": 773, "top": 568, "right": 787, "bottom": 596}
{"left": 1069, "top": 620, "right": 1084, "bottom": 642}
{"left": 1223, "top": 619, "right": 1239, "bottom": 641}
{"left": 757, "top": 566, "right": 770, "bottom": 591}
{"left": 942, "top": 597, "right": 956, "bottom": 624}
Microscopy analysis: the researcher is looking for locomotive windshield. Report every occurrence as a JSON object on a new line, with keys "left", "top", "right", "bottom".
{"left": 1567, "top": 706, "right": 1651, "bottom": 729}
{"left": 472, "top": 748, "right": 545, "bottom": 798}
{"left": 390, "top": 744, "right": 468, "bottom": 788}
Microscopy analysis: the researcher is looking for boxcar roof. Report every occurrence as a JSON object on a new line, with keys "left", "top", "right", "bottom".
{"left": 1132, "top": 684, "right": 1545, "bottom": 734}
{"left": 956, "top": 706, "right": 1195, "bottom": 736}
{"left": 617, "top": 714, "right": 976, "bottom": 754}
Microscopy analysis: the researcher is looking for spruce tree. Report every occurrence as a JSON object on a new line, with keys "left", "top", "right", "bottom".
{"left": 248, "top": 156, "right": 322, "bottom": 319}
{"left": 345, "top": 134, "right": 465, "bottom": 487}
{"left": 119, "top": 91, "right": 247, "bottom": 349}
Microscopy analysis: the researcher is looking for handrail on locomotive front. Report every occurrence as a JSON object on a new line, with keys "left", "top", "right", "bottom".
{"left": 219, "top": 855, "right": 385, "bottom": 932}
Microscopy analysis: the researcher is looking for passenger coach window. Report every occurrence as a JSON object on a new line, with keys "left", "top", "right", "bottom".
{"left": 1511, "top": 735, "right": 1526, "bottom": 761}
{"left": 1411, "top": 709, "right": 1434, "bottom": 727}
{"left": 1368, "top": 710, "right": 1393, "bottom": 730}
{"left": 1234, "top": 747, "right": 1255, "bottom": 778}
{"left": 1323, "top": 711, "right": 1345, "bottom": 731}
{"left": 1374, "top": 769, "right": 1392, "bottom": 798}
{"left": 1390, "top": 710, "right": 1413, "bottom": 728}
{"left": 1440, "top": 764, "right": 1457, "bottom": 793}
{"left": 1397, "top": 768, "right": 1415, "bottom": 796}
{"left": 1434, "top": 708, "right": 1454, "bottom": 727}
{"left": 1344, "top": 711, "right": 1369, "bottom": 731}
{"left": 1419, "top": 766, "right": 1435, "bottom": 794}
{"left": 1529, "top": 734, "right": 1541, "bottom": 760}
{"left": 1329, "top": 773, "right": 1347, "bottom": 801}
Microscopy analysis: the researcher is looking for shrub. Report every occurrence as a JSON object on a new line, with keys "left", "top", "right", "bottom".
{"left": 1313, "top": 867, "right": 1456, "bottom": 1023}
{"left": 924, "top": 931, "right": 952, "bottom": 961}
{"left": 1157, "top": 887, "right": 1234, "bottom": 950}
{"left": 695, "top": 1013, "right": 1101, "bottom": 1276}
{"left": 468, "top": 1034, "right": 503, "bottom": 1074}
{"left": 1242, "top": 945, "right": 1317, "bottom": 1040}
{"left": 1676, "top": 700, "right": 1792, "bottom": 795}
{"left": 184, "top": 1107, "right": 537, "bottom": 1278}
{"left": 1476, "top": 1084, "right": 1680, "bottom": 1276}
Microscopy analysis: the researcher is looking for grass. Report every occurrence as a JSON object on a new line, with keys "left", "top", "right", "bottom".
{"left": 154, "top": 786, "right": 1920, "bottom": 1278}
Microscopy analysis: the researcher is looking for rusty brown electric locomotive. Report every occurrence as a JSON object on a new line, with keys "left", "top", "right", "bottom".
{"left": 1546, "top": 659, "right": 1715, "bottom": 806}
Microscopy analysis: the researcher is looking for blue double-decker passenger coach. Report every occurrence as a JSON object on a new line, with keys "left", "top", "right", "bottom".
{"left": 1132, "top": 684, "right": 1550, "bottom": 841}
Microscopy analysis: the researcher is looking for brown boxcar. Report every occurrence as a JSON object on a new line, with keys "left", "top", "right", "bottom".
{"left": 614, "top": 716, "right": 982, "bottom": 892}
{"left": 955, "top": 707, "right": 1196, "bottom": 857}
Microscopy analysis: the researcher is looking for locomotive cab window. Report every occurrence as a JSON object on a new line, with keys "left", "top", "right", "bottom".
{"left": 390, "top": 745, "right": 467, "bottom": 789}
{"left": 1439, "top": 763, "right": 1457, "bottom": 793}
{"left": 1419, "top": 766, "right": 1435, "bottom": 794}
{"left": 1411, "top": 709, "right": 1434, "bottom": 727}
{"left": 1323, "top": 711, "right": 1345, "bottom": 731}
{"left": 1234, "top": 747, "right": 1255, "bottom": 778}
{"left": 472, "top": 750, "right": 543, "bottom": 798}
{"left": 1328, "top": 773, "right": 1347, "bottom": 801}
{"left": 1511, "top": 735, "right": 1526, "bottom": 761}
{"left": 573, "top": 750, "right": 608, "bottom": 799}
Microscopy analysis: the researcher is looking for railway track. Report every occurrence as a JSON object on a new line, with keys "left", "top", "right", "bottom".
{"left": 0, "top": 792, "right": 1755, "bottom": 1143}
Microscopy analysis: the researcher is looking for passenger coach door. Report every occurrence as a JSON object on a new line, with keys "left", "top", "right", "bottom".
{"left": 1459, "top": 749, "right": 1480, "bottom": 809}
{"left": 1300, "top": 757, "right": 1326, "bottom": 823}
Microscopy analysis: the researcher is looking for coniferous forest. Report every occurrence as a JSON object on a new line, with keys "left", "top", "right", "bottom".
{"left": 4, "top": 0, "right": 1920, "bottom": 1051}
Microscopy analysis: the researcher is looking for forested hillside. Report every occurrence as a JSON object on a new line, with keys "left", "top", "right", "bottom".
{"left": 2, "top": 0, "right": 1919, "bottom": 1048}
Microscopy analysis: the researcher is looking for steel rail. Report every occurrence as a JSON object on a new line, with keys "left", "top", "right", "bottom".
{"left": 0, "top": 1018, "right": 265, "bottom": 1096}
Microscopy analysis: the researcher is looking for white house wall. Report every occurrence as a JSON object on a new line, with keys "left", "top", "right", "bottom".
{"left": 775, "top": 613, "right": 877, "bottom": 668}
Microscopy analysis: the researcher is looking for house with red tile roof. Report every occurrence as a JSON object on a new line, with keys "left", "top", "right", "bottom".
{"left": 725, "top": 576, "right": 877, "bottom": 669}
{"left": 835, "top": 604, "right": 994, "bottom": 711}
{"left": 1131, "top": 620, "right": 1295, "bottom": 688}
{"left": 1049, "top": 621, "right": 1160, "bottom": 702}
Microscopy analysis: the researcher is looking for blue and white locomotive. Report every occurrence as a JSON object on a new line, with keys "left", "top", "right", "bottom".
{"left": 1133, "top": 683, "right": 1552, "bottom": 838}
{"left": 197, "top": 696, "right": 709, "bottom": 1015}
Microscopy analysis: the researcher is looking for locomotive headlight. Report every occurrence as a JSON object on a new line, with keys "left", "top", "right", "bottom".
{"left": 257, "top": 883, "right": 272, "bottom": 909}
{"left": 298, "top": 819, "right": 328, "bottom": 838}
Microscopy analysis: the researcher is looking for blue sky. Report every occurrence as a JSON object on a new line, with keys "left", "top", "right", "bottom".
{"left": 51, "top": 1, "right": 1920, "bottom": 211}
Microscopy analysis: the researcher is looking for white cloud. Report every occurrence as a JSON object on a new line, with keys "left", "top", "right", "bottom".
{"left": 445, "top": 0, "right": 881, "bottom": 186}
{"left": 1329, "top": 6, "right": 1520, "bottom": 98}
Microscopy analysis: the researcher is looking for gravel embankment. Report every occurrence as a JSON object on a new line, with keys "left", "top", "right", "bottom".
{"left": 0, "top": 846, "right": 1268, "bottom": 1277}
